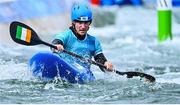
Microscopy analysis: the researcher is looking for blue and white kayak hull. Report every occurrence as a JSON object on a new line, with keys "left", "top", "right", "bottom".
{"left": 29, "top": 52, "right": 95, "bottom": 84}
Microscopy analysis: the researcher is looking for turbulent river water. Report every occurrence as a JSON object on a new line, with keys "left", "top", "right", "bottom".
{"left": 1, "top": 6, "right": 180, "bottom": 104}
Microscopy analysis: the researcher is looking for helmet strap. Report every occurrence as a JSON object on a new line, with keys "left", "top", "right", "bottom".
{"left": 72, "top": 22, "right": 77, "bottom": 32}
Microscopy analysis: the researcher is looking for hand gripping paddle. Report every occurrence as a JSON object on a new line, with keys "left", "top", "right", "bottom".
{"left": 9, "top": 21, "right": 156, "bottom": 83}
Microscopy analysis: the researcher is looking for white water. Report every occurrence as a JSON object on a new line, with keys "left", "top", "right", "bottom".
{"left": 1, "top": 6, "right": 180, "bottom": 104}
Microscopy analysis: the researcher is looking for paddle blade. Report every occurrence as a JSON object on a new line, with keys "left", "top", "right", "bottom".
{"left": 9, "top": 21, "right": 42, "bottom": 46}
{"left": 126, "top": 71, "right": 155, "bottom": 82}
{"left": 115, "top": 71, "right": 155, "bottom": 83}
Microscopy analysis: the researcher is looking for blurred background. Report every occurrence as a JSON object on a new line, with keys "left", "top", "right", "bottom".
{"left": 0, "top": 0, "right": 180, "bottom": 45}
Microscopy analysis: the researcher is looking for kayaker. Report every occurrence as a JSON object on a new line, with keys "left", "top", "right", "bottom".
{"left": 51, "top": 3, "right": 113, "bottom": 71}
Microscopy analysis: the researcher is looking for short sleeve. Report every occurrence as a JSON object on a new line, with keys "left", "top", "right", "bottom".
{"left": 54, "top": 31, "right": 69, "bottom": 45}
{"left": 94, "top": 38, "right": 103, "bottom": 56}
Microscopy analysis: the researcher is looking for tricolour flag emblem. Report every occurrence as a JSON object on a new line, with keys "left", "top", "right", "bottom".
{"left": 16, "top": 26, "right": 32, "bottom": 43}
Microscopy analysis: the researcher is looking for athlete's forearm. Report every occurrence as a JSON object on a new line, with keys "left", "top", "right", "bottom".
{"left": 94, "top": 53, "right": 107, "bottom": 65}
{"left": 51, "top": 39, "right": 64, "bottom": 52}
{"left": 94, "top": 53, "right": 107, "bottom": 72}
{"left": 94, "top": 53, "right": 113, "bottom": 71}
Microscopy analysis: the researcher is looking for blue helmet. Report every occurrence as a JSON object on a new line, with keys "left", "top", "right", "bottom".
{"left": 71, "top": 3, "right": 92, "bottom": 22}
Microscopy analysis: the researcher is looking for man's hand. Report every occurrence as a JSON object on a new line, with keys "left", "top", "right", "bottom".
{"left": 104, "top": 61, "right": 113, "bottom": 71}
{"left": 51, "top": 44, "right": 64, "bottom": 52}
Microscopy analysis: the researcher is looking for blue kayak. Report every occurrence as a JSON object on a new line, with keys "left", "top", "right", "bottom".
{"left": 28, "top": 52, "right": 95, "bottom": 84}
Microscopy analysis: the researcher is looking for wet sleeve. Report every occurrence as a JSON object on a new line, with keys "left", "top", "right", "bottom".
{"left": 94, "top": 53, "right": 107, "bottom": 65}
{"left": 52, "top": 39, "right": 63, "bottom": 45}
{"left": 94, "top": 53, "right": 107, "bottom": 72}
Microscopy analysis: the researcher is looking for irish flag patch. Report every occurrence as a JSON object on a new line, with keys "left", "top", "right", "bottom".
{"left": 16, "top": 26, "right": 31, "bottom": 43}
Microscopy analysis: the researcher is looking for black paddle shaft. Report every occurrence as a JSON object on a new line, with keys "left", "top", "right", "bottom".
{"left": 9, "top": 21, "right": 156, "bottom": 83}
{"left": 43, "top": 41, "right": 156, "bottom": 82}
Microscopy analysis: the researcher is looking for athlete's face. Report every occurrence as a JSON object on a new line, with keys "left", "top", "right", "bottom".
{"left": 73, "top": 21, "right": 91, "bottom": 36}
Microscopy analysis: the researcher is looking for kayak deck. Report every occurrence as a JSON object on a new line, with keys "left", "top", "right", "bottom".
{"left": 29, "top": 52, "right": 95, "bottom": 84}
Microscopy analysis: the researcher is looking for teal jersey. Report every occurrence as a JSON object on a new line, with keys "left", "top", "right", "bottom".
{"left": 54, "top": 29, "right": 102, "bottom": 69}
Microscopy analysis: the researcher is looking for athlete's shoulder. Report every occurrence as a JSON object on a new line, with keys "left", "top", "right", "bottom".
{"left": 87, "top": 33, "right": 101, "bottom": 43}
{"left": 86, "top": 33, "right": 96, "bottom": 40}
